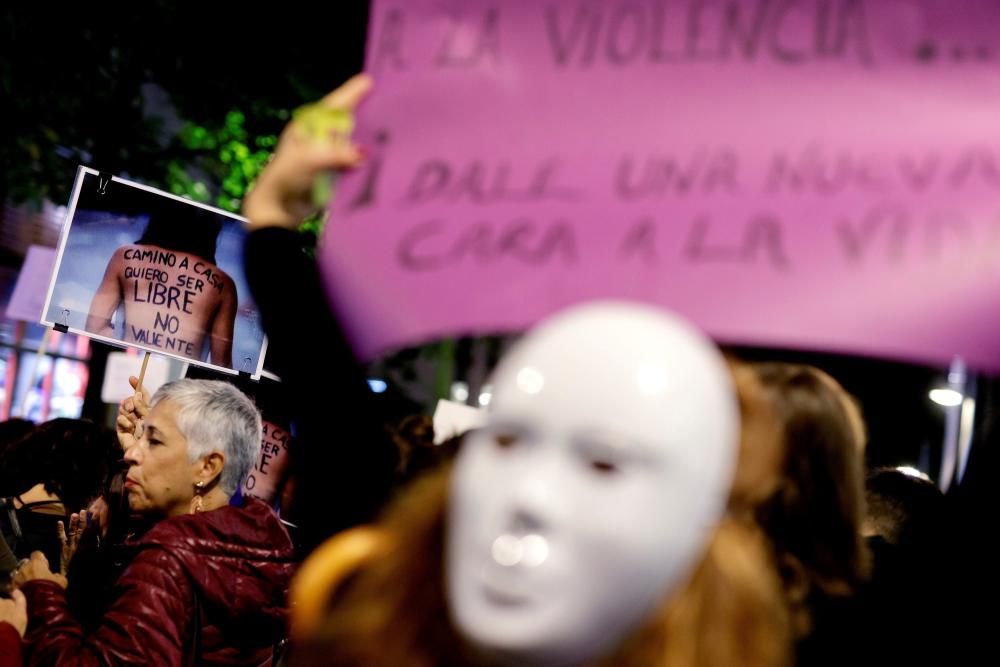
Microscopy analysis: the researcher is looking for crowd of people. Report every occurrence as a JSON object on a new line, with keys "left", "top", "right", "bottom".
{"left": 0, "top": 73, "right": 976, "bottom": 666}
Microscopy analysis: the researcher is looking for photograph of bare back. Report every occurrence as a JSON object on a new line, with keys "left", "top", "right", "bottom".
{"left": 42, "top": 168, "right": 267, "bottom": 377}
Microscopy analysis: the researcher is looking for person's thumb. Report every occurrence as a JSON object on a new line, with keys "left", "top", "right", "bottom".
{"left": 11, "top": 589, "right": 26, "bottom": 612}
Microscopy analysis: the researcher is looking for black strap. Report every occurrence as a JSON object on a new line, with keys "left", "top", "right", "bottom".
{"left": 186, "top": 587, "right": 202, "bottom": 667}
{"left": 13, "top": 498, "right": 65, "bottom": 512}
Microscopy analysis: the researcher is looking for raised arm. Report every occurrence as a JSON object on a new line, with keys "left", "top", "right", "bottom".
{"left": 243, "top": 74, "right": 400, "bottom": 554}
{"left": 243, "top": 74, "right": 370, "bottom": 231}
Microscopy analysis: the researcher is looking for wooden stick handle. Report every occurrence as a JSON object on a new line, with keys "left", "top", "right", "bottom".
{"left": 135, "top": 351, "right": 151, "bottom": 397}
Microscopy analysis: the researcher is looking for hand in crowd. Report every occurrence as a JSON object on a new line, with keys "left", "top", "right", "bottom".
{"left": 243, "top": 73, "right": 372, "bottom": 231}
{"left": 58, "top": 505, "right": 100, "bottom": 576}
{"left": 12, "top": 552, "right": 67, "bottom": 590}
{"left": 0, "top": 589, "right": 27, "bottom": 638}
{"left": 116, "top": 375, "right": 150, "bottom": 451}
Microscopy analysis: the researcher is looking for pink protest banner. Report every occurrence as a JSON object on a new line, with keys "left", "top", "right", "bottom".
{"left": 323, "top": 0, "right": 1000, "bottom": 371}
{"left": 5, "top": 246, "right": 57, "bottom": 322}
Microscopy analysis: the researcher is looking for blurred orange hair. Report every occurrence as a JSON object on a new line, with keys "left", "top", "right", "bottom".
{"left": 290, "top": 360, "right": 790, "bottom": 667}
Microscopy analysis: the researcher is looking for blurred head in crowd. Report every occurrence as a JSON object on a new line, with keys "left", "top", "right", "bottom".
{"left": 864, "top": 467, "right": 944, "bottom": 547}
{"left": 0, "top": 418, "right": 119, "bottom": 511}
{"left": 388, "top": 414, "right": 459, "bottom": 483}
{"left": 0, "top": 418, "right": 35, "bottom": 461}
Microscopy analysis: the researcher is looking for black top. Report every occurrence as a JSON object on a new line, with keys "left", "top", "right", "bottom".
{"left": 244, "top": 228, "right": 398, "bottom": 557}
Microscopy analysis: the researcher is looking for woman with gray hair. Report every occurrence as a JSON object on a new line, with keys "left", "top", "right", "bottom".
{"left": 12, "top": 377, "right": 294, "bottom": 665}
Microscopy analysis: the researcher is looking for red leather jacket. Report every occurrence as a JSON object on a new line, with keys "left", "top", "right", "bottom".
{"left": 0, "top": 622, "right": 21, "bottom": 667}
{"left": 21, "top": 499, "right": 294, "bottom": 666}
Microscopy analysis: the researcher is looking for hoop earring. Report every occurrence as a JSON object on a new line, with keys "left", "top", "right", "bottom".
{"left": 192, "top": 481, "right": 205, "bottom": 514}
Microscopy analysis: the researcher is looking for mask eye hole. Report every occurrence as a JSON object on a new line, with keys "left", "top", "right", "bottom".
{"left": 590, "top": 460, "right": 618, "bottom": 475}
{"left": 495, "top": 433, "right": 517, "bottom": 450}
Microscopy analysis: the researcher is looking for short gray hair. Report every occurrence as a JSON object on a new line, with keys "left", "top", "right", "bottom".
{"left": 151, "top": 379, "right": 262, "bottom": 496}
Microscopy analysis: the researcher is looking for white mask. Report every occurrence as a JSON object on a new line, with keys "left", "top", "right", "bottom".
{"left": 446, "top": 302, "right": 739, "bottom": 666}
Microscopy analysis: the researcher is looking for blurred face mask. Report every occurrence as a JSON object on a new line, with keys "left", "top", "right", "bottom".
{"left": 447, "top": 302, "right": 739, "bottom": 666}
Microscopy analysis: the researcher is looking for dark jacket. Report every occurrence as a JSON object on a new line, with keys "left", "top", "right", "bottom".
{"left": 21, "top": 499, "right": 293, "bottom": 666}
{"left": 245, "top": 228, "right": 398, "bottom": 555}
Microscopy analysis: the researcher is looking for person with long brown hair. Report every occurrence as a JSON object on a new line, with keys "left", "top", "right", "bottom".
{"left": 287, "top": 307, "right": 791, "bottom": 667}
{"left": 752, "top": 363, "right": 870, "bottom": 667}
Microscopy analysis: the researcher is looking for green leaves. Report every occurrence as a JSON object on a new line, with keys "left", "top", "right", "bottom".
{"left": 2, "top": 2, "right": 367, "bottom": 213}
{"left": 166, "top": 111, "right": 280, "bottom": 213}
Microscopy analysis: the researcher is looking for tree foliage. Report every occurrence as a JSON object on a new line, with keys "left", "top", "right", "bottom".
{"left": 1, "top": 2, "right": 368, "bottom": 210}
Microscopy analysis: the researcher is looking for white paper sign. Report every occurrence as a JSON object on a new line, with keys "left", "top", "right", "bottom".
{"left": 433, "top": 399, "right": 487, "bottom": 445}
{"left": 100, "top": 351, "right": 171, "bottom": 404}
